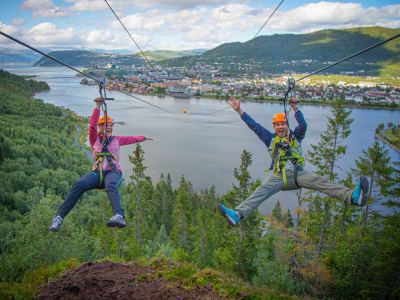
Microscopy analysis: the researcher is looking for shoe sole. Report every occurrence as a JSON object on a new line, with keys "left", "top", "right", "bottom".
{"left": 360, "top": 176, "right": 369, "bottom": 207}
{"left": 217, "top": 204, "right": 236, "bottom": 226}
{"left": 106, "top": 221, "right": 126, "bottom": 228}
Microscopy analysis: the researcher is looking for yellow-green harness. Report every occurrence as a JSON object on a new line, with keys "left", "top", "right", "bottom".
{"left": 91, "top": 136, "right": 120, "bottom": 185}
{"left": 266, "top": 134, "right": 304, "bottom": 188}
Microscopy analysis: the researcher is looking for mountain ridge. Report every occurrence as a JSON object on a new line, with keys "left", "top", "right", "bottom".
{"left": 162, "top": 26, "right": 400, "bottom": 76}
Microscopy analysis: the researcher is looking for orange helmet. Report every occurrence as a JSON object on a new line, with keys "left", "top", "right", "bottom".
{"left": 98, "top": 115, "right": 114, "bottom": 125}
{"left": 272, "top": 113, "right": 287, "bottom": 124}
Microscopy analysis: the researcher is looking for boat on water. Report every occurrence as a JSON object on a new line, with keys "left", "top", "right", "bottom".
{"left": 167, "top": 85, "right": 190, "bottom": 98}
{"left": 80, "top": 78, "right": 97, "bottom": 85}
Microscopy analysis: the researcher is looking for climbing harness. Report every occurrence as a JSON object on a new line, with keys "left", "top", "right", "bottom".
{"left": 92, "top": 135, "right": 121, "bottom": 185}
{"left": 96, "top": 78, "right": 114, "bottom": 144}
{"left": 267, "top": 133, "right": 304, "bottom": 188}
{"left": 91, "top": 79, "right": 121, "bottom": 186}
{"left": 268, "top": 77, "right": 303, "bottom": 188}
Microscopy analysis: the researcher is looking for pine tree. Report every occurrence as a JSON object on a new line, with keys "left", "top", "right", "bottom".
{"left": 170, "top": 177, "right": 194, "bottom": 256}
{"left": 272, "top": 201, "right": 283, "bottom": 222}
{"left": 353, "top": 142, "right": 395, "bottom": 234}
{"left": 223, "top": 150, "right": 262, "bottom": 279}
{"left": 128, "top": 143, "right": 147, "bottom": 247}
{"left": 307, "top": 98, "right": 353, "bottom": 256}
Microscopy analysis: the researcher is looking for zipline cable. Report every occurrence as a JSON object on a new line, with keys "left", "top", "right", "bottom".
{"left": 295, "top": 33, "right": 400, "bottom": 83}
{"left": 104, "top": 0, "right": 157, "bottom": 73}
{"left": 0, "top": 31, "right": 101, "bottom": 83}
{"left": 208, "top": 1, "right": 285, "bottom": 114}
{"left": 0, "top": 30, "right": 175, "bottom": 114}
{"left": 254, "top": 0, "right": 284, "bottom": 39}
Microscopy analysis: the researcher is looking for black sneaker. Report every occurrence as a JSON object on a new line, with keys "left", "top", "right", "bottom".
{"left": 106, "top": 214, "right": 127, "bottom": 228}
{"left": 49, "top": 216, "right": 63, "bottom": 232}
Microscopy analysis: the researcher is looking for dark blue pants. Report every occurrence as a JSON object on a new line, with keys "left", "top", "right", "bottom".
{"left": 57, "top": 170, "right": 124, "bottom": 218}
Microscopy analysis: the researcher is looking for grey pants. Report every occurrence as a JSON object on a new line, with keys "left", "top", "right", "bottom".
{"left": 236, "top": 169, "right": 353, "bottom": 219}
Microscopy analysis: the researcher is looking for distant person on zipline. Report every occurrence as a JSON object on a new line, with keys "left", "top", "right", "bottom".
{"left": 50, "top": 97, "right": 152, "bottom": 232}
{"left": 218, "top": 96, "right": 368, "bottom": 226}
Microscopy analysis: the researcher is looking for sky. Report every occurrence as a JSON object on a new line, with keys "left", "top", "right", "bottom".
{"left": 0, "top": 0, "right": 399, "bottom": 51}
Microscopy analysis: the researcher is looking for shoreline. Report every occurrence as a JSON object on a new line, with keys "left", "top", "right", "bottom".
{"left": 146, "top": 92, "right": 399, "bottom": 111}
{"left": 375, "top": 134, "right": 400, "bottom": 153}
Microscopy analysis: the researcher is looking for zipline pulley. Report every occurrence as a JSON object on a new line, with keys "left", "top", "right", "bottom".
{"left": 280, "top": 76, "right": 296, "bottom": 129}
{"left": 95, "top": 78, "right": 114, "bottom": 145}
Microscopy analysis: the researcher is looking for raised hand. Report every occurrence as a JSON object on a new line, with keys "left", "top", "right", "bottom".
{"left": 289, "top": 98, "right": 299, "bottom": 111}
{"left": 95, "top": 97, "right": 104, "bottom": 108}
{"left": 229, "top": 96, "right": 241, "bottom": 112}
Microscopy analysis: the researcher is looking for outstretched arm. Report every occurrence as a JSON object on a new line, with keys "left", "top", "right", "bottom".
{"left": 290, "top": 99, "right": 307, "bottom": 142}
{"left": 229, "top": 96, "right": 274, "bottom": 147}
{"left": 116, "top": 135, "right": 148, "bottom": 146}
{"left": 89, "top": 97, "right": 103, "bottom": 147}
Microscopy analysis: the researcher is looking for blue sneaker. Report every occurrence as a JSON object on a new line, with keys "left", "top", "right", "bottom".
{"left": 352, "top": 176, "right": 369, "bottom": 207}
{"left": 217, "top": 203, "right": 240, "bottom": 226}
{"left": 106, "top": 214, "right": 127, "bottom": 228}
{"left": 49, "top": 216, "right": 63, "bottom": 232}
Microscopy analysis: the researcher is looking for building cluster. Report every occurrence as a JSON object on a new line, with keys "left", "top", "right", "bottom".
{"left": 85, "top": 63, "right": 400, "bottom": 105}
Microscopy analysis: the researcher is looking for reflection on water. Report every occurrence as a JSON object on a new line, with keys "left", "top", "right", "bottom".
{"left": 6, "top": 67, "right": 400, "bottom": 214}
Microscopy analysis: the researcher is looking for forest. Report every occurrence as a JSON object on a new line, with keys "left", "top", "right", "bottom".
{"left": 0, "top": 70, "right": 399, "bottom": 299}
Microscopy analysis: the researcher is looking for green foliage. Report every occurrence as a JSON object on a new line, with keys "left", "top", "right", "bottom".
{"left": 170, "top": 184, "right": 194, "bottom": 254}
{"left": 163, "top": 27, "right": 400, "bottom": 76}
{"left": 1, "top": 70, "right": 399, "bottom": 299}
{"left": 252, "top": 231, "right": 306, "bottom": 295}
{"left": 0, "top": 258, "right": 79, "bottom": 300}
{"left": 0, "top": 194, "right": 102, "bottom": 282}
{"left": 34, "top": 50, "right": 143, "bottom": 67}
{"left": 0, "top": 70, "right": 90, "bottom": 224}
{"left": 150, "top": 256, "right": 292, "bottom": 299}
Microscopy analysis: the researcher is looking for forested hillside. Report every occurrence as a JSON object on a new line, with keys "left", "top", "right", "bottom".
{"left": 34, "top": 50, "right": 143, "bottom": 67}
{"left": 0, "top": 70, "right": 399, "bottom": 299}
{"left": 164, "top": 26, "right": 400, "bottom": 75}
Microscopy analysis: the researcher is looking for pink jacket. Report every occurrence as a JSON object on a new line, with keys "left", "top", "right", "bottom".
{"left": 89, "top": 108, "right": 146, "bottom": 172}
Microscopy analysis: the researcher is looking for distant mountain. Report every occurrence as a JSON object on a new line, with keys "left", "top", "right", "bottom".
{"left": 0, "top": 48, "right": 42, "bottom": 66}
{"left": 33, "top": 48, "right": 207, "bottom": 67}
{"left": 34, "top": 50, "right": 144, "bottom": 67}
{"left": 161, "top": 27, "right": 400, "bottom": 76}
{"left": 136, "top": 49, "right": 207, "bottom": 61}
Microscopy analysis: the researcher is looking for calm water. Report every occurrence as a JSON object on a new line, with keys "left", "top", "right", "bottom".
{"left": 6, "top": 67, "right": 400, "bottom": 214}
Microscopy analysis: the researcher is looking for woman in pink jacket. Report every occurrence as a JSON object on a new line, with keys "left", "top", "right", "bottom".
{"left": 50, "top": 97, "right": 151, "bottom": 231}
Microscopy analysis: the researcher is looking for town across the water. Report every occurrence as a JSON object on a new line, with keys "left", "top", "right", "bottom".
{"left": 80, "top": 65, "right": 400, "bottom": 108}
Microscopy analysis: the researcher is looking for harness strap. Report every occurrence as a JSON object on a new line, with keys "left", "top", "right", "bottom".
{"left": 92, "top": 136, "right": 120, "bottom": 186}
{"left": 266, "top": 135, "right": 303, "bottom": 188}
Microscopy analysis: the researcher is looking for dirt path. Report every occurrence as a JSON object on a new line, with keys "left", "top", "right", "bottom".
{"left": 35, "top": 261, "right": 225, "bottom": 300}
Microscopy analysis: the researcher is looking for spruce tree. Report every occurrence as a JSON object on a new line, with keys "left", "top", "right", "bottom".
{"left": 224, "top": 150, "right": 262, "bottom": 279}
{"left": 307, "top": 98, "right": 353, "bottom": 256}
{"left": 170, "top": 177, "right": 194, "bottom": 256}
{"left": 128, "top": 143, "right": 147, "bottom": 247}
{"left": 353, "top": 142, "right": 395, "bottom": 234}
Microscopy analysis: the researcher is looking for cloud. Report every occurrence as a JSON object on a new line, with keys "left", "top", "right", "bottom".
{"left": 21, "top": 0, "right": 73, "bottom": 18}
{"left": 0, "top": 22, "right": 23, "bottom": 47}
{"left": 64, "top": 0, "right": 108, "bottom": 12}
{"left": 12, "top": 18, "right": 25, "bottom": 25}
{"left": 27, "top": 22, "right": 78, "bottom": 46}
{"left": 117, "top": 0, "right": 246, "bottom": 10}
{"left": 261, "top": 2, "right": 400, "bottom": 33}
{"left": 0, "top": 22, "right": 20, "bottom": 36}
{"left": 8, "top": 1, "right": 400, "bottom": 51}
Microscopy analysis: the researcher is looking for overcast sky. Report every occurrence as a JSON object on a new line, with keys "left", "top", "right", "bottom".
{"left": 0, "top": 0, "right": 399, "bottom": 51}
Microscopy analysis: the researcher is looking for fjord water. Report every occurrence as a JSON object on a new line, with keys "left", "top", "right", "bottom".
{"left": 7, "top": 67, "right": 400, "bottom": 214}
